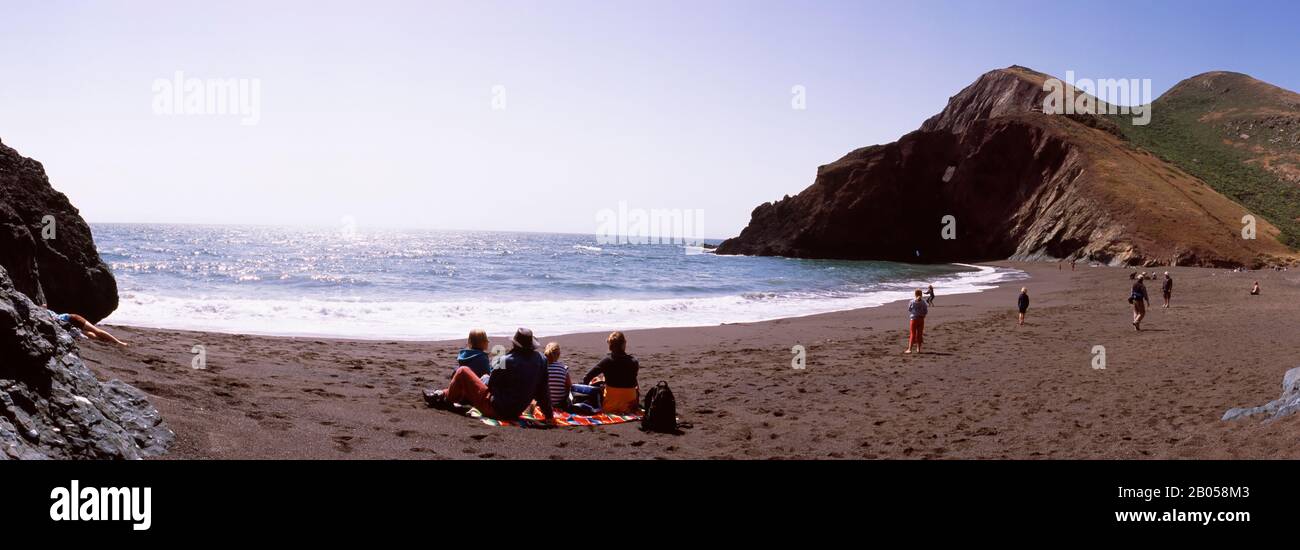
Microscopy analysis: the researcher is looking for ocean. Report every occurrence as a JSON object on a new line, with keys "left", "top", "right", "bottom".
{"left": 94, "top": 224, "right": 1025, "bottom": 340}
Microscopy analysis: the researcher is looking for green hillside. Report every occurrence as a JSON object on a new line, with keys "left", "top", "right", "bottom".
{"left": 1112, "top": 72, "right": 1300, "bottom": 248}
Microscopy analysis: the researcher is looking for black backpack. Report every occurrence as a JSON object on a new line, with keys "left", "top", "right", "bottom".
{"left": 641, "top": 381, "right": 679, "bottom": 434}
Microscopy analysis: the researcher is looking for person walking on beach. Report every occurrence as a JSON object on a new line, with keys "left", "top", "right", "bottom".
{"left": 1250, "top": 281, "right": 1261, "bottom": 295}
{"left": 1161, "top": 272, "right": 1173, "bottom": 308}
{"left": 904, "top": 289, "right": 928, "bottom": 354}
{"left": 1129, "top": 277, "right": 1150, "bottom": 331}
{"left": 1016, "top": 287, "right": 1029, "bottom": 326}
{"left": 925, "top": 284, "right": 936, "bottom": 306}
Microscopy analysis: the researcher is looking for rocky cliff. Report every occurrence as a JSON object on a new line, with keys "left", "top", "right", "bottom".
{"left": 0, "top": 138, "right": 118, "bottom": 322}
{"left": 1, "top": 265, "right": 172, "bottom": 459}
{"left": 718, "top": 67, "right": 1297, "bottom": 267}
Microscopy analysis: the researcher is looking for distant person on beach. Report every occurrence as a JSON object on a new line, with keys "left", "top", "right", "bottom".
{"left": 1017, "top": 287, "right": 1029, "bottom": 326}
{"left": 425, "top": 328, "right": 554, "bottom": 422}
{"left": 581, "top": 331, "right": 640, "bottom": 414}
{"left": 1129, "top": 278, "right": 1150, "bottom": 331}
{"left": 1161, "top": 272, "right": 1173, "bottom": 308}
{"left": 904, "top": 289, "right": 928, "bottom": 354}
{"left": 456, "top": 329, "right": 492, "bottom": 378}
{"left": 925, "top": 285, "right": 935, "bottom": 306}
{"left": 1070, "top": 260, "right": 1076, "bottom": 271}
{"left": 542, "top": 342, "right": 573, "bottom": 411}
{"left": 44, "top": 306, "right": 127, "bottom": 346}
{"left": 1251, "top": 281, "right": 1261, "bottom": 295}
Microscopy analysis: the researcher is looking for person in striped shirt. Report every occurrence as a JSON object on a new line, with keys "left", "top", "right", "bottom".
{"left": 542, "top": 342, "right": 572, "bottom": 411}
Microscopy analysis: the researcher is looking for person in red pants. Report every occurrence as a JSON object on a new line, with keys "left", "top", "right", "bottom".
{"left": 425, "top": 328, "right": 554, "bottom": 423}
{"left": 903, "top": 289, "right": 928, "bottom": 354}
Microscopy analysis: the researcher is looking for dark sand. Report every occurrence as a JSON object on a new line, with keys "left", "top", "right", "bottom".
{"left": 80, "top": 262, "right": 1300, "bottom": 459}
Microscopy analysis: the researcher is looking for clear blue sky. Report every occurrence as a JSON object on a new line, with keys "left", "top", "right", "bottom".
{"left": 2, "top": 0, "right": 1297, "bottom": 238}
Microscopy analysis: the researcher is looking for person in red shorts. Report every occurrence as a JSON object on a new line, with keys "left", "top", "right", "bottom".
{"left": 903, "top": 289, "right": 928, "bottom": 354}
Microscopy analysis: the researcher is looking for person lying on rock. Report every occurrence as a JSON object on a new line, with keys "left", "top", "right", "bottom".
{"left": 44, "top": 305, "right": 128, "bottom": 346}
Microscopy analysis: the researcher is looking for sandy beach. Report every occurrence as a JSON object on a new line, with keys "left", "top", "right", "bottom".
{"left": 79, "top": 262, "right": 1300, "bottom": 459}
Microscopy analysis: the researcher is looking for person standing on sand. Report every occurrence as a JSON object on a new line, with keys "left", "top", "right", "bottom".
{"left": 925, "top": 284, "right": 935, "bottom": 306}
{"left": 1016, "top": 287, "right": 1029, "bottom": 326}
{"left": 1129, "top": 277, "right": 1150, "bottom": 331}
{"left": 904, "top": 289, "right": 928, "bottom": 354}
{"left": 1251, "top": 281, "right": 1261, "bottom": 295}
{"left": 1161, "top": 272, "right": 1173, "bottom": 308}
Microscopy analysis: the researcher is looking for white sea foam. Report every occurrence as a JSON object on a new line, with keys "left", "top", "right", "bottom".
{"left": 103, "top": 264, "right": 1025, "bottom": 340}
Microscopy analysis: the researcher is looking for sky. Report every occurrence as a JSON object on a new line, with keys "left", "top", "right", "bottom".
{"left": 1, "top": 0, "right": 1297, "bottom": 239}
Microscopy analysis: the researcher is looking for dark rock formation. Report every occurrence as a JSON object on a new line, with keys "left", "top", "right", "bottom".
{"left": 0, "top": 138, "right": 118, "bottom": 322}
{"left": 717, "top": 67, "right": 1297, "bottom": 267}
{"left": 1, "top": 266, "right": 171, "bottom": 459}
{"left": 919, "top": 65, "right": 1056, "bottom": 135}
{"left": 1222, "top": 367, "right": 1300, "bottom": 423}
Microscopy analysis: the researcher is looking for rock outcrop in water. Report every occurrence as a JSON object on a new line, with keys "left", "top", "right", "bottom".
{"left": 0, "top": 265, "right": 172, "bottom": 459}
{"left": 717, "top": 66, "right": 1297, "bottom": 267}
{"left": 0, "top": 138, "right": 118, "bottom": 322}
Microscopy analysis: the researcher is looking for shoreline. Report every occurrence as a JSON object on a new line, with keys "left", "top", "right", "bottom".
{"left": 100, "top": 261, "right": 1025, "bottom": 342}
{"left": 102, "top": 263, "right": 1023, "bottom": 345}
{"left": 81, "top": 261, "right": 1300, "bottom": 459}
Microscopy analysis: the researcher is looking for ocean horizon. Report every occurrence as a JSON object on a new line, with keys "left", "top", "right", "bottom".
{"left": 94, "top": 223, "right": 1026, "bottom": 340}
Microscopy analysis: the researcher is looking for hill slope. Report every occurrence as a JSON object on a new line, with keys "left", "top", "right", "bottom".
{"left": 718, "top": 67, "right": 1296, "bottom": 267}
{"left": 1114, "top": 71, "right": 1300, "bottom": 247}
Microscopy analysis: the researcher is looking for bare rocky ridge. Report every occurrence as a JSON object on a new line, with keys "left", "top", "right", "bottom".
{"left": 718, "top": 66, "right": 1297, "bottom": 267}
{"left": 0, "top": 138, "right": 118, "bottom": 322}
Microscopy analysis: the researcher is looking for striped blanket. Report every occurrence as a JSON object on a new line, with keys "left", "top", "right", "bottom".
{"left": 468, "top": 407, "right": 642, "bottom": 428}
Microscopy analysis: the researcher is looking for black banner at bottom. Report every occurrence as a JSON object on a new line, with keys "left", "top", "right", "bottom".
{"left": 4, "top": 460, "right": 1283, "bottom": 538}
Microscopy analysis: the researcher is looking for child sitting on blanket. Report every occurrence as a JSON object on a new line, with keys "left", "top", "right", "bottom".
{"left": 542, "top": 342, "right": 573, "bottom": 411}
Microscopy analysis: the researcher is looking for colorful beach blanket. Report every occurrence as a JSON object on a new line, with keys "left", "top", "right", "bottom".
{"left": 468, "top": 407, "right": 642, "bottom": 428}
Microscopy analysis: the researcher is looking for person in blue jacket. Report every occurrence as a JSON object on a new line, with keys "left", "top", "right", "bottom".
{"left": 456, "top": 329, "right": 492, "bottom": 378}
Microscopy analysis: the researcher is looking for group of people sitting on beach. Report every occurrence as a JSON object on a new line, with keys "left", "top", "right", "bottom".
{"left": 423, "top": 327, "right": 641, "bottom": 423}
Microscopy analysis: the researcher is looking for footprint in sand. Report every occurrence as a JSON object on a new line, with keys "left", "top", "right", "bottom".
{"left": 332, "top": 435, "right": 355, "bottom": 453}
